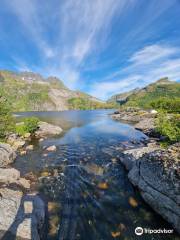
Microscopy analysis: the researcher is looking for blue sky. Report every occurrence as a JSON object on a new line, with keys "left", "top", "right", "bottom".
{"left": 0, "top": 0, "right": 180, "bottom": 100}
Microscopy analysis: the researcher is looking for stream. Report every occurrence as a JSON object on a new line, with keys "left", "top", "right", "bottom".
{"left": 13, "top": 110, "right": 176, "bottom": 240}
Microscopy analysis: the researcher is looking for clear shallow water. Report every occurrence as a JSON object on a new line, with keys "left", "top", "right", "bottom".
{"left": 14, "top": 110, "right": 178, "bottom": 240}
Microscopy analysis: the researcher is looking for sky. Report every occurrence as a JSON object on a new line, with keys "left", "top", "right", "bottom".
{"left": 0, "top": 0, "right": 180, "bottom": 100}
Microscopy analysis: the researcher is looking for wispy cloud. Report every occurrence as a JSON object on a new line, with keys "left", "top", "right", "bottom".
{"left": 90, "top": 44, "right": 180, "bottom": 99}
{"left": 129, "top": 44, "right": 178, "bottom": 65}
{"left": 6, "top": 0, "right": 55, "bottom": 58}
{"left": 3, "top": 0, "right": 133, "bottom": 89}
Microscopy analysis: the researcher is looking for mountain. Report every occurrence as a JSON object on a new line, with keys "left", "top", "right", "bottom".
{"left": 108, "top": 77, "right": 180, "bottom": 108}
{"left": 0, "top": 70, "right": 106, "bottom": 111}
{"left": 107, "top": 88, "right": 140, "bottom": 103}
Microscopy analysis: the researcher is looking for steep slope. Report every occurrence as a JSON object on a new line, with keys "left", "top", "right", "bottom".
{"left": 0, "top": 70, "right": 106, "bottom": 111}
{"left": 108, "top": 78, "right": 180, "bottom": 108}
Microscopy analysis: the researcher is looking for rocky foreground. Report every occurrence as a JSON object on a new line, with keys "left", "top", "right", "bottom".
{"left": 112, "top": 109, "right": 180, "bottom": 234}
{"left": 0, "top": 121, "right": 62, "bottom": 239}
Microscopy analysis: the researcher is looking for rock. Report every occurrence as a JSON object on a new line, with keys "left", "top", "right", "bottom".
{"left": 24, "top": 132, "right": 31, "bottom": 138}
{"left": 24, "top": 172, "right": 37, "bottom": 182}
{"left": 20, "top": 150, "right": 27, "bottom": 156}
{"left": 43, "top": 153, "right": 48, "bottom": 157}
{"left": 13, "top": 140, "right": 26, "bottom": 150}
{"left": 111, "top": 231, "right": 121, "bottom": 238}
{"left": 0, "top": 168, "right": 20, "bottom": 184}
{"left": 134, "top": 118, "right": 154, "bottom": 131}
{"left": 7, "top": 134, "right": 26, "bottom": 150}
{"left": 46, "top": 145, "right": 57, "bottom": 152}
{"left": 111, "top": 110, "right": 159, "bottom": 137}
{"left": 0, "top": 168, "right": 30, "bottom": 189}
{"left": 35, "top": 121, "right": 62, "bottom": 138}
{"left": 17, "top": 178, "right": 30, "bottom": 189}
{"left": 0, "top": 189, "right": 45, "bottom": 240}
{"left": 39, "top": 138, "right": 44, "bottom": 142}
{"left": 128, "top": 197, "right": 138, "bottom": 207}
{"left": 40, "top": 171, "right": 50, "bottom": 177}
{"left": 97, "top": 182, "right": 109, "bottom": 190}
{"left": 0, "top": 143, "right": 16, "bottom": 167}
{"left": 7, "top": 133, "right": 19, "bottom": 145}
{"left": 26, "top": 145, "right": 34, "bottom": 151}
{"left": 122, "top": 145, "right": 180, "bottom": 233}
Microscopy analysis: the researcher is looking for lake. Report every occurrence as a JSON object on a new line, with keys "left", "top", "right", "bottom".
{"left": 13, "top": 110, "right": 175, "bottom": 240}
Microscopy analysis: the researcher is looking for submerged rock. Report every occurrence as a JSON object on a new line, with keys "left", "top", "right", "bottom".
{"left": 35, "top": 121, "right": 63, "bottom": 138}
{"left": 0, "top": 189, "right": 45, "bottom": 240}
{"left": 0, "top": 143, "right": 16, "bottom": 167}
{"left": 97, "top": 182, "right": 109, "bottom": 190}
{"left": 128, "top": 197, "right": 138, "bottom": 208}
{"left": 26, "top": 145, "right": 34, "bottom": 151}
{"left": 46, "top": 145, "right": 57, "bottom": 152}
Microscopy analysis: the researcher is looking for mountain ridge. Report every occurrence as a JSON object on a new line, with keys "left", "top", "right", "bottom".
{"left": 0, "top": 70, "right": 106, "bottom": 111}
{"left": 108, "top": 77, "right": 180, "bottom": 108}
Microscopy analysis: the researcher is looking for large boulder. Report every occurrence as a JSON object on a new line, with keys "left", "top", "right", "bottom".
{"left": 35, "top": 121, "right": 63, "bottom": 138}
{"left": 0, "top": 189, "right": 45, "bottom": 240}
{"left": 0, "top": 168, "right": 30, "bottom": 189}
{"left": 0, "top": 143, "right": 16, "bottom": 167}
{"left": 122, "top": 144, "right": 180, "bottom": 233}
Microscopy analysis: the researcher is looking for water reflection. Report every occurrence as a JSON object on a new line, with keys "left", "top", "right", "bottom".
{"left": 13, "top": 110, "right": 177, "bottom": 239}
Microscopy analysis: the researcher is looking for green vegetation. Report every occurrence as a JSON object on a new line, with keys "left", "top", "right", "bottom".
{"left": 68, "top": 97, "right": 115, "bottom": 110}
{"left": 15, "top": 117, "right": 39, "bottom": 136}
{"left": 109, "top": 78, "right": 180, "bottom": 145}
{"left": 150, "top": 97, "right": 180, "bottom": 113}
{"left": 0, "top": 88, "right": 39, "bottom": 139}
{"left": 118, "top": 79, "right": 180, "bottom": 109}
{"left": 155, "top": 112, "right": 180, "bottom": 143}
{"left": 0, "top": 90, "right": 15, "bottom": 140}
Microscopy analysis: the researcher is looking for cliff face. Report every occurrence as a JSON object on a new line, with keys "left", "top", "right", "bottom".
{"left": 0, "top": 70, "right": 103, "bottom": 111}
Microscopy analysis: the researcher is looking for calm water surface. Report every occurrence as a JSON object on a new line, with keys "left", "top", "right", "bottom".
{"left": 14, "top": 110, "right": 177, "bottom": 240}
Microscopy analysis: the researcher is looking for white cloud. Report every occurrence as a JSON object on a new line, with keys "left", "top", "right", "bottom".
{"left": 89, "top": 44, "right": 180, "bottom": 100}
{"left": 129, "top": 44, "right": 178, "bottom": 65}
{"left": 6, "top": 0, "right": 55, "bottom": 58}
{"left": 90, "top": 75, "right": 141, "bottom": 99}
{"left": 7, "top": 0, "right": 132, "bottom": 89}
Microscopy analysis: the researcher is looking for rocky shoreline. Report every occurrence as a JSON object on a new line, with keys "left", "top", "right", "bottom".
{"left": 0, "top": 121, "right": 62, "bottom": 239}
{"left": 111, "top": 109, "right": 180, "bottom": 234}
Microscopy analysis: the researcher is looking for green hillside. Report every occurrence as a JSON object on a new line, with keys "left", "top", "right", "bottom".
{"left": 0, "top": 70, "right": 54, "bottom": 111}
{"left": 109, "top": 78, "right": 180, "bottom": 109}
{"left": 0, "top": 70, "right": 113, "bottom": 111}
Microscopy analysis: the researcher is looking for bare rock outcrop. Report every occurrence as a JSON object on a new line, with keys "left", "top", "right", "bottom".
{"left": 0, "top": 143, "right": 16, "bottom": 167}
{"left": 122, "top": 144, "right": 180, "bottom": 233}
